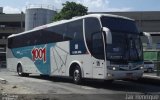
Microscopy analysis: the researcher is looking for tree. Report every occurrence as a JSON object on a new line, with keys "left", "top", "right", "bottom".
{"left": 53, "top": 1, "right": 88, "bottom": 21}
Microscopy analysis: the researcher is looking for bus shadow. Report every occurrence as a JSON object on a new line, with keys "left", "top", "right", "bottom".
{"left": 82, "top": 79, "right": 160, "bottom": 93}
{"left": 27, "top": 75, "right": 160, "bottom": 93}
{"left": 28, "top": 75, "right": 73, "bottom": 83}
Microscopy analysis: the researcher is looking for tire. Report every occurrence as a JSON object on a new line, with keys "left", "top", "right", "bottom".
{"left": 73, "top": 66, "right": 82, "bottom": 84}
{"left": 17, "top": 64, "right": 28, "bottom": 77}
{"left": 17, "top": 64, "right": 23, "bottom": 76}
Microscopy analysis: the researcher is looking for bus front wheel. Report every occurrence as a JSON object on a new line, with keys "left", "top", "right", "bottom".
{"left": 73, "top": 66, "right": 82, "bottom": 84}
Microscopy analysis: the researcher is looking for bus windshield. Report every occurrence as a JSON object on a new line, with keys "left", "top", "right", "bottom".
{"left": 101, "top": 17, "right": 143, "bottom": 62}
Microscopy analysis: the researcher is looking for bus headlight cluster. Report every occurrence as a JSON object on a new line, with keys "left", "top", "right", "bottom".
{"left": 112, "top": 66, "right": 119, "bottom": 71}
{"left": 113, "top": 67, "right": 116, "bottom": 70}
{"left": 138, "top": 65, "right": 143, "bottom": 70}
{"left": 140, "top": 66, "right": 143, "bottom": 70}
{"left": 107, "top": 66, "right": 119, "bottom": 71}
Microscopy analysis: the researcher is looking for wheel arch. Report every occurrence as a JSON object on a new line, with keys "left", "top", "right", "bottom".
{"left": 69, "top": 61, "right": 84, "bottom": 78}
{"left": 17, "top": 62, "right": 23, "bottom": 72}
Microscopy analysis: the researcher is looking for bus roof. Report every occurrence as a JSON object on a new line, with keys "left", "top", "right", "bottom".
{"left": 8, "top": 14, "right": 134, "bottom": 38}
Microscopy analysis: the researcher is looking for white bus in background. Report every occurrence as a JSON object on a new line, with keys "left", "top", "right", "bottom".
{"left": 7, "top": 14, "right": 144, "bottom": 84}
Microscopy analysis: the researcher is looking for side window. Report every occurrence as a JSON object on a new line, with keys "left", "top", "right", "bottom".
{"left": 66, "top": 19, "right": 83, "bottom": 41}
{"left": 8, "top": 38, "right": 13, "bottom": 48}
{"left": 9, "top": 37, "right": 18, "bottom": 48}
{"left": 14, "top": 35, "right": 27, "bottom": 48}
{"left": 85, "top": 17, "right": 104, "bottom": 59}
{"left": 42, "top": 24, "right": 67, "bottom": 43}
{"left": 92, "top": 32, "right": 104, "bottom": 59}
{"left": 9, "top": 20, "right": 83, "bottom": 48}
{"left": 28, "top": 30, "right": 41, "bottom": 46}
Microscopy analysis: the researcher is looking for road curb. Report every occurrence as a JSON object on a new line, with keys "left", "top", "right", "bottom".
{"left": 0, "top": 78, "right": 7, "bottom": 84}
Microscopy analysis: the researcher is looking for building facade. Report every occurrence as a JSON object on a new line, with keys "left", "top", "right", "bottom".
{"left": 0, "top": 12, "right": 25, "bottom": 63}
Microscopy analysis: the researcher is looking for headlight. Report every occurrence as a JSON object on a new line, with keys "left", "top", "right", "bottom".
{"left": 108, "top": 66, "right": 119, "bottom": 70}
{"left": 113, "top": 67, "right": 116, "bottom": 70}
{"left": 140, "top": 66, "right": 143, "bottom": 69}
{"left": 112, "top": 66, "right": 119, "bottom": 70}
{"left": 138, "top": 65, "right": 143, "bottom": 70}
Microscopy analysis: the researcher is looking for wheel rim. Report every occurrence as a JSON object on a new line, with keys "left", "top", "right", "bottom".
{"left": 74, "top": 69, "right": 80, "bottom": 82}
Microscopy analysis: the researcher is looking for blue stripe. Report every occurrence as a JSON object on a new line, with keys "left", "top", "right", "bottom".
{"left": 11, "top": 43, "right": 55, "bottom": 75}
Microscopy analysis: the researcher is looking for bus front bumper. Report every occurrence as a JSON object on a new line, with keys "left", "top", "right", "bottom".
{"left": 105, "top": 70, "right": 143, "bottom": 80}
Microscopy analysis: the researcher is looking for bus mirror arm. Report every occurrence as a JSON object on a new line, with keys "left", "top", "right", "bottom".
{"left": 102, "top": 27, "right": 112, "bottom": 44}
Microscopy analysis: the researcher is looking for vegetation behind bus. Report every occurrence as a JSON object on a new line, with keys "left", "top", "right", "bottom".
{"left": 143, "top": 50, "right": 160, "bottom": 75}
{"left": 53, "top": 1, "right": 88, "bottom": 21}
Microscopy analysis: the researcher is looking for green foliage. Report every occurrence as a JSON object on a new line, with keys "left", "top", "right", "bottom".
{"left": 53, "top": 1, "right": 88, "bottom": 21}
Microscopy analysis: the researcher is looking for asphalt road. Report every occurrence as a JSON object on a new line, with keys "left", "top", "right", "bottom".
{"left": 0, "top": 68, "right": 160, "bottom": 100}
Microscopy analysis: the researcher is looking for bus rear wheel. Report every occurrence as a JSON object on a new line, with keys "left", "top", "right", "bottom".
{"left": 17, "top": 64, "right": 29, "bottom": 77}
{"left": 73, "top": 66, "right": 82, "bottom": 84}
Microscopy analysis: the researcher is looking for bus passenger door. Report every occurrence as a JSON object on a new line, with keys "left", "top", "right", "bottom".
{"left": 91, "top": 32, "right": 105, "bottom": 79}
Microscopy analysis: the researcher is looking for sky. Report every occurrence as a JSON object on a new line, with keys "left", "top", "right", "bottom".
{"left": 0, "top": 0, "right": 160, "bottom": 14}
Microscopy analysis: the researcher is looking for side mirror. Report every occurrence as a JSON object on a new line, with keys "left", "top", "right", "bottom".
{"left": 142, "top": 32, "right": 152, "bottom": 48}
{"left": 102, "top": 27, "right": 112, "bottom": 44}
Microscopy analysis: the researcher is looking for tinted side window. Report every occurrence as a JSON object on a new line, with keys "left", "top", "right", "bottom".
{"left": 92, "top": 32, "right": 104, "bottom": 59}
{"left": 85, "top": 18, "right": 104, "bottom": 59}
{"left": 8, "top": 30, "right": 43, "bottom": 48}
{"left": 8, "top": 37, "right": 17, "bottom": 48}
{"left": 8, "top": 38, "right": 13, "bottom": 48}
{"left": 68, "top": 19, "right": 87, "bottom": 55}
{"left": 85, "top": 18, "right": 101, "bottom": 50}
{"left": 66, "top": 19, "right": 83, "bottom": 41}
{"left": 42, "top": 20, "right": 83, "bottom": 43}
{"left": 9, "top": 20, "right": 83, "bottom": 48}
{"left": 29, "top": 30, "right": 42, "bottom": 46}
{"left": 8, "top": 33, "right": 30, "bottom": 48}
{"left": 42, "top": 24, "right": 67, "bottom": 43}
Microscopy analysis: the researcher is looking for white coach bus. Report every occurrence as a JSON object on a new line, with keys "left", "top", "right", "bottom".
{"left": 7, "top": 14, "right": 144, "bottom": 84}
